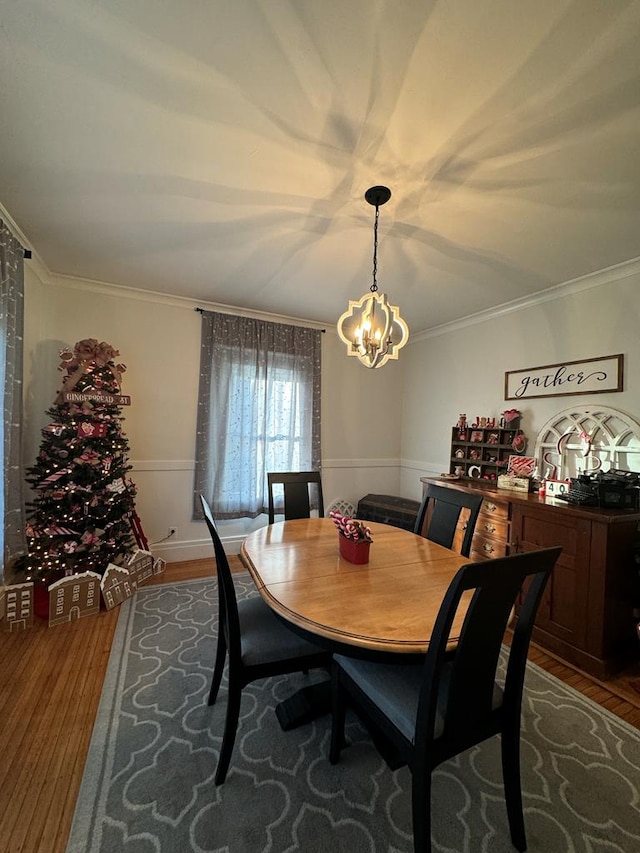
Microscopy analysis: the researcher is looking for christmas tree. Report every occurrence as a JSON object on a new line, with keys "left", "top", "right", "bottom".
{"left": 23, "top": 338, "right": 141, "bottom": 585}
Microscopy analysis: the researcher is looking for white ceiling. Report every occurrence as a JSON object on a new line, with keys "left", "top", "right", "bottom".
{"left": 1, "top": 0, "right": 639, "bottom": 334}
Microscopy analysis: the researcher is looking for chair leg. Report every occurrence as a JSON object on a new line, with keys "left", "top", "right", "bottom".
{"left": 501, "top": 726, "right": 527, "bottom": 852}
{"left": 411, "top": 766, "right": 432, "bottom": 853}
{"left": 329, "top": 667, "right": 346, "bottom": 765}
{"left": 208, "top": 634, "right": 227, "bottom": 706}
{"left": 215, "top": 681, "right": 242, "bottom": 786}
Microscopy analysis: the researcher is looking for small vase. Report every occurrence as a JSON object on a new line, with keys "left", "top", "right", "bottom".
{"left": 338, "top": 534, "right": 370, "bottom": 564}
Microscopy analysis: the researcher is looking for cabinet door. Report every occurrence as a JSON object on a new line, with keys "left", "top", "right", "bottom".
{"left": 511, "top": 505, "right": 591, "bottom": 649}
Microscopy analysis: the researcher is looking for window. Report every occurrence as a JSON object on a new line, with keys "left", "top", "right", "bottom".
{"left": 194, "top": 311, "right": 321, "bottom": 519}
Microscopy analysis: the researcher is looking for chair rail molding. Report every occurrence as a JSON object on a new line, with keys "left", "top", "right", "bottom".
{"left": 401, "top": 458, "right": 445, "bottom": 474}
{"left": 322, "top": 457, "right": 400, "bottom": 469}
{"left": 130, "top": 459, "right": 195, "bottom": 471}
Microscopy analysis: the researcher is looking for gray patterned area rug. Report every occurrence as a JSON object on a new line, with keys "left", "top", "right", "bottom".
{"left": 67, "top": 575, "right": 640, "bottom": 853}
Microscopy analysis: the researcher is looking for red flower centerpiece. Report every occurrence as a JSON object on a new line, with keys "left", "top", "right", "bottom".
{"left": 329, "top": 510, "right": 373, "bottom": 564}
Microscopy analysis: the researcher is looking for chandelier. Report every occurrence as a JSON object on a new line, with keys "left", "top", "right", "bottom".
{"left": 337, "top": 186, "right": 409, "bottom": 369}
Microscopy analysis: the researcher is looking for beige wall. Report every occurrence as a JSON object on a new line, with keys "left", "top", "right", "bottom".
{"left": 23, "top": 269, "right": 405, "bottom": 558}
{"left": 399, "top": 271, "right": 640, "bottom": 500}
{"left": 23, "top": 261, "right": 640, "bottom": 558}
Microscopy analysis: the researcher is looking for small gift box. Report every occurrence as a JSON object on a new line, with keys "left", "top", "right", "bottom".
{"left": 330, "top": 510, "right": 373, "bottom": 565}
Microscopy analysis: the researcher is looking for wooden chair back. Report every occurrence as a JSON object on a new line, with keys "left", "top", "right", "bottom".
{"left": 414, "top": 483, "right": 483, "bottom": 556}
{"left": 267, "top": 471, "right": 324, "bottom": 523}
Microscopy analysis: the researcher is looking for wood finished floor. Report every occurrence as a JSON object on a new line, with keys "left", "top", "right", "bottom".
{"left": 1, "top": 556, "right": 639, "bottom": 853}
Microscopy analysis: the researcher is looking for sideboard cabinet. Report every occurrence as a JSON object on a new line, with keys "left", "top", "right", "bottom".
{"left": 421, "top": 477, "right": 640, "bottom": 679}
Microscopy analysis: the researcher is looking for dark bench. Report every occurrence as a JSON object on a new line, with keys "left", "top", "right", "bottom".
{"left": 356, "top": 493, "right": 420, "bottom": 532}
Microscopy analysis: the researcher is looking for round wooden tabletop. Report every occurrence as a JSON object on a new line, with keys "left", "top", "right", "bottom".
{"left": 241, "top": 518, "right": 470, "bottom": 655}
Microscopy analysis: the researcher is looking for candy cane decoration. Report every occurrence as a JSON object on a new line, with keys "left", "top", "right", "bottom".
{"left": 43, "top": 525, "right": 80, "bottom": 536}
{"left": 37, "top": 467, "right": 72, "bottom": 488}
{"left": 329, "top": 509, "right": 373, "bottom": 542}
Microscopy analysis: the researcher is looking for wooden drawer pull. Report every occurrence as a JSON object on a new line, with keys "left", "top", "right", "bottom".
{"left": 485, "top": 502, "right": 498, "bottom": 512}
{"left": 482, "top": 542, "right": 495, "bottom": 554}
{"left": 483, "top": 523, "right": 496, "bottom": 534}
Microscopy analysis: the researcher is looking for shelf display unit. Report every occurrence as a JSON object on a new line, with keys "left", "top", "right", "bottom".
{"left": 449, "top": 423, "right": 527, "bottom": 481}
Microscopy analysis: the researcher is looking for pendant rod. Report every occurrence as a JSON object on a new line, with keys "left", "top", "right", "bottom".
{"left": 371, "top": 205, "right": 379, "bottom": 293}
{"left": 364, "top": 185, "right": 391, "bottom": 294}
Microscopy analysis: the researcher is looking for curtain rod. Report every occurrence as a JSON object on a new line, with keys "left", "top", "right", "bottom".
{"left": 194, "top": 306, "right": 325, "bottom": 332}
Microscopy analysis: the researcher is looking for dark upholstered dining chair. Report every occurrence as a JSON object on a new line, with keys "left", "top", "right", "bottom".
{"left": 199, "top": 494, "right": 330, "bottom": 785}
{"left": 329, "top": 546, "right": 562, "bottom": 853}
{"left": 414, "top": 483, "right": 483, "bottom": 557}
{"left": 267, "top": 471, "right": 324, "bottom": 523}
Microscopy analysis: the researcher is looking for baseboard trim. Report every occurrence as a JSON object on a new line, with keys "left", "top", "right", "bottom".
{"left": 151, "top": 535, "right": 244, "bottom": 562}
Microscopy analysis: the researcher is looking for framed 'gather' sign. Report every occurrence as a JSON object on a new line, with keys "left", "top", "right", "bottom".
{"left": 504, "top": 354, "right": 624, "bottom": 401}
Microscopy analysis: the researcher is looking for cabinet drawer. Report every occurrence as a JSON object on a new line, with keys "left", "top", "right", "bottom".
{"left": 471, "top": 533, "right": 509, "bottom": 560}
{"left": 476, "top": 515, "right": 509, "bottom": 542}
{"left": 480, "top": 498, "right": 510, "bottom": 520}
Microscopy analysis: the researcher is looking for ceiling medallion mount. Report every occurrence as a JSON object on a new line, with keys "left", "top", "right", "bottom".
{"left": 364, "top": 185, "right": 392, "bottom": 207}
{"left": 337, "top": 185, "right": 409, "bottom": 369}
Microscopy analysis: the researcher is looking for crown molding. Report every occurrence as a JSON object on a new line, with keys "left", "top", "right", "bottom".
{"left": 409, "top": 256, "right": 640, "bottom": 344}
{"left": 7, "top": 189, "right": 637, "bottom": 341}
{"left": 50, "top": 253, "right": 640, "bottom": 342}
{"left": 0, "top": 201, "right": 30, "bottom": 247}
{"left": 47, "top": 272, "right": 326, "bottom": 331}
{"left": 0, "top": 202, "right": 49, "bottom": 284}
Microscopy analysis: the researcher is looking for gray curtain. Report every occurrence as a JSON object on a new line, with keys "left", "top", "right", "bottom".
{"left": 0, "top": 219, "right": 26, "bottom": 583}
{"left": 194, "top": 311, "right": 321, "bottom": 519}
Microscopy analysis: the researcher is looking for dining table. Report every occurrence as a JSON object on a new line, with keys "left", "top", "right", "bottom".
{"left": 240, "top": 517, "right": 472, "bottom": 734}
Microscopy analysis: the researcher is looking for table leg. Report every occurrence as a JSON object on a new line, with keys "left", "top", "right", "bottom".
{"left": 275, "top": 679, "right": 331, "bottom": 731}
{"left": 274, "top": 677, "right": 406, "bottom": 770}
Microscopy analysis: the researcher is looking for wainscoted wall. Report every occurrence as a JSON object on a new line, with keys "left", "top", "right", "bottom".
{"left": 399, "top": 267, "right": 640, "bottom": 503}
{"left": 23, "top": 262, "right": 404, "bottom": 559}
{"left": 132, "top": 457, "right": 402, "bottom": 559}
{"left": 22, "top": 245, "right": 640, "bottom": 560}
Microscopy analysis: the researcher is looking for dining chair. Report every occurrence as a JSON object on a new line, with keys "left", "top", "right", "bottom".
{"left": 414, "top": 483, "right": 483, "bottom": 557}
{"left": 199, "top": 494, "right": 331, "bottom": 785}
{"left": 267, "top": 470, "right": 324, "bottom": 523}
{"left": 329, "top": 546, "right": 562, "bottom": 853}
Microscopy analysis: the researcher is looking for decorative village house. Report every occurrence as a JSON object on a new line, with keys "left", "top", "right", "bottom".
{"left": 48, "top": 572, "right": 101, "bottom": 627}
{"left": 128, "top": 550, "right": 154, "bottom": 585}
{"left": 3, "top": 583, "right": 34, "bottom": 632}
{"left": 100, "top": 550, "right": 157, "bottom": 610}
{"left": 100, "top": 563, "right": 137, "bottom": 610}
